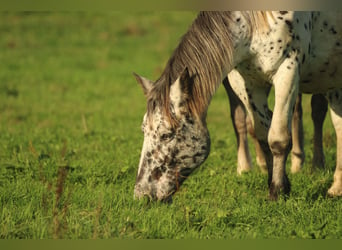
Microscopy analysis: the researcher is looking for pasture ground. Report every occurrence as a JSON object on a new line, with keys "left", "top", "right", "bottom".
{"left": 0, "top": 12, "right": 341, "bottom": 239}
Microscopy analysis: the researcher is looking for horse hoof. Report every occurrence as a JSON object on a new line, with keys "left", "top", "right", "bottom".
{"left": 237, "top": 166, "right": 252, "bottom": 175}
{"left": 327, "top": 186, "right": 342, "bottom": 197}
{"left": 257, "top": 164, "right": 268, "bottom": 174}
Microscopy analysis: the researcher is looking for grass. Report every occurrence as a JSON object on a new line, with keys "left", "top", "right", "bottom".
{"left": 0, "top": 12, "right": 341, "bottom": 239}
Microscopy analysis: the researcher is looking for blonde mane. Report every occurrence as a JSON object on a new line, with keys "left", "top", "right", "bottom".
{"left": 147, "top": 11, "right": 272, "bottom": 127}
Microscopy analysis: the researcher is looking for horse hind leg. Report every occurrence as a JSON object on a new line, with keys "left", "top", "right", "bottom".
{"left": 223, "top": 77, "right": 252, "bottom": 174}
{"left": 311, "top": 94, "right": 328, "bottom": 170}
{"left": 290, "top": 94, "right": 305, "bottom": 173}
{"left": 327, "top": 90, "right": 342, "bottom": 197}
{"left": 246, "top": 114, "right": 268, "bottom": 173}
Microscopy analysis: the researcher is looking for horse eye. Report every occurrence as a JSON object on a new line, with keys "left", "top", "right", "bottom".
{"left": 160, "top": 132, "right": 175, "bottom": 141}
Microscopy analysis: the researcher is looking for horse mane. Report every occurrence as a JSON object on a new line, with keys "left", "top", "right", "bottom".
{"left": 147, "top": 11, "right": 273, "bottom": 127}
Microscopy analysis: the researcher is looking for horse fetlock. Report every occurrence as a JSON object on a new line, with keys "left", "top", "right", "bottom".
{"left": 237, "top": 150, "right": 253, "bottom": 175}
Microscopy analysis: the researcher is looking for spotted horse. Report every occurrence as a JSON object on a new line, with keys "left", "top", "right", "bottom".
{"left": 134, "top": 11, "right": 342, "bottom": 201}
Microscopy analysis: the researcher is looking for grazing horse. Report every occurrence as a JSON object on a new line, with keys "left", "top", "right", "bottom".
{"left": 134, "top": 11, "right": 342, "bottom": 201}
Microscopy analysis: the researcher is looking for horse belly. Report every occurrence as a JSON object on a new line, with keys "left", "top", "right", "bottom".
{"left": 300, "top": 12, "right": 342, "bottom": 94}
{"left": 299, "top": 70, "right": 342, "bottom": 94}
{"left": 300, "top": 51, "right": 342, "bottom": 93}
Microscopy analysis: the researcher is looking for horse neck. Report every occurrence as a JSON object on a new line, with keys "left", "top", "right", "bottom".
{"left": 168, "top": 12, "right": 251, "bottom": 120}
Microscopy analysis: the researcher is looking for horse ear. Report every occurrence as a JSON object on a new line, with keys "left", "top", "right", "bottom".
{"left": 170, "top": 67, "right": 194, "bottom": 111}
{"left": 133, "top": 72, "right": 153, "bottom": 96}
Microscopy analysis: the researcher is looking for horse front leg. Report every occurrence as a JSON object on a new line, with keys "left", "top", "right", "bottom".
{"left": 268, "top": 60, "right": 300, "bottom": 200}
{"left": 223, "top": 77, "right": 253, "bottom": 174}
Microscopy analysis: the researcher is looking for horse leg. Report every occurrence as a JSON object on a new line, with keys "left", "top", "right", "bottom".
{"left": 246, "top": 109, "right": 268, "bottom": 173}
{"left": 290, "top": 94, "right": 305, "bottom": 173}
{"left": 268, "top": 60, "right": 299, "bottom": 200}
{"left": 223, "top": 77, "right": 253, "bottom": 174}
{"left": 227, "top": 71, "right": 273, "bottom": 177}
{"left": 311, "top": 93, "right": 328, "bottom": 170}
{"left": 327, "top": 90, "right": 342, "bottom": 197}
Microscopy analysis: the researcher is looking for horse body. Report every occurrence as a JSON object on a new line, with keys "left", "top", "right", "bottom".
{"left": 239, "top": 12, "right": 342, "bottom": 93}
{"left": 134, "top": 11, "right": 342, "bottom": 201}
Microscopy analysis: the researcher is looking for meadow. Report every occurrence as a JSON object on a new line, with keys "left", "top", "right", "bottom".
{"left": 0, "top": 12, "right": 341, "bottom": 239}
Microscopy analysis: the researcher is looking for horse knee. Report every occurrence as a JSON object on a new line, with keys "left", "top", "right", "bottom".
{"left": 268, "top": 129, "right": 291, "bottom": 156}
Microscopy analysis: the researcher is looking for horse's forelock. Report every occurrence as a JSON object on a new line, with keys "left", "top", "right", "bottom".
{"left": 146, "top": 77, "right": 180, "bottom": 128}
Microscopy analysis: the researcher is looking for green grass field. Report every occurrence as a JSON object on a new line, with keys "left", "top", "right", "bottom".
{"left": 0, "top": 12, "right": 341, "bottom": 239}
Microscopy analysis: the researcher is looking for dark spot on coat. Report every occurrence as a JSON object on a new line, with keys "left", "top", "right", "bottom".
{"left": 279, "top": 11, "right": 288, "bottom": 15}
{"left": 191, "top": 136, "right": 199, "bottom": 141}
{"left": 285, "top": 20, "right": 293, "bottom": 31}
{"left": 257, "top": 111, "right": 265, "bottom": 118}
{"left": 180, "top": 155, "right": 189, "bottom": 160}
{"left": 329, "top": 67, "right": 337, "bottom": 77}
{"left": 335, "top": 92, "right": 340, "bottom": 99}
{"left": 308, "top": 43, "right": 311, "bottom": 54}
{"left": 330, "top": 27, "right": 337, "bottom": 34}
{"left": 251, "top": 102, "right": 257, "bottom": 111}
